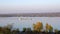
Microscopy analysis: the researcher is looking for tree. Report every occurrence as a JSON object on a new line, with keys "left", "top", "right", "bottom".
{"left": 33, "top": 24, "right": 36, "bottom": 31}
{"left": 49, "top": 25, "right": 53, "bottom": 32}
{"left": 33, "top": 21, "right": 43, "bottom": 32}
{"left": 26, "top": 28, "right": 31, "bottom": 32}
{"left": 23, "top": 27, "right": 31, "bottom": 32}
{"left": 46, "top": 23, "right": 53, "bottom": 32}
{"left": 23, "top": 28, "right": 26, "bottom": 32}
{"left": 3, "top": 24, "right": 13, "bottom": 34}
{"left": 46, "top": 23, "right": 49, "bottom": 32}
{"left": 12, "top": 28, "right": 20, "bottom": 34}
{"left": 54, "top": 29, "right": 58, "bottom": 34}
{"left": 0, "top": 27, "right": 4, "bottom": 34}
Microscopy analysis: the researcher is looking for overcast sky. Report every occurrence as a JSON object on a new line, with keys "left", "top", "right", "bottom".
{"left": 0, "top": 0, "right": 60, "bottom": 14}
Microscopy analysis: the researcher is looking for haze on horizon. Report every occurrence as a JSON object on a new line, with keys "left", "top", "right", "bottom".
{"left": 0, "top": 0, "right": 60, "bottom": 14}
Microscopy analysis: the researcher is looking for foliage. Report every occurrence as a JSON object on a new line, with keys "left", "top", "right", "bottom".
{"left": 0, "top": 21, "right": 60, "bottom": 34}
{"left": 54, "top": 29, "right": 58, "bottom": 33}
{"left": 33, "top": 21, "right": 43, "bottom": 32}
{"left": 12, "top": 28, "right": 20, "bottom": 34}
{"left": 46, "top": 23, "right": 53, "bottom": 32}
{"left": 0, "top": 25, "right": 12, "bottom": 34}
{"left": 26, "top": 28, "right": 31, "bottom": 32}
{"left": 0, "top": 24, "right": 20, "bottom": 34}
{"left": 23, "top": 27, "right": 31, "bottom": 32}
{"left": 23, "top": 28, "right": 26, "bottom": 32}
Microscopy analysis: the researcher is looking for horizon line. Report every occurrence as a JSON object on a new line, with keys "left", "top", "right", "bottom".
{"left": 0, "top": 12, "right": 60, "bottom": 17}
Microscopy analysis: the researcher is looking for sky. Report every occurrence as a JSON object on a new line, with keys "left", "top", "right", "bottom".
{"left": 0, "top": 0, "right": 60, "bottom": 14}
{"left": 0, "top": 17, "right": 60, "bottom": 31}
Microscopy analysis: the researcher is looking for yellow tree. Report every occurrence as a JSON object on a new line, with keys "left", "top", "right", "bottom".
{"left": 46, "top": 23, "right": 53, "bottom": 32}
{"left": 33, "top": 21, "right": 43, "bottom": 32}
{"left": 33, "top": 24, "right": 36, "bottom": 31}
{"left": 46, "top": 23, "right": 49, "bottom": 32}
{"left": 49, "top": 25, "right": 53, "bottom": 32}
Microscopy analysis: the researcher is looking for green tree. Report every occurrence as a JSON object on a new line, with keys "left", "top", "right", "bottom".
{"left": 3, "top": 24, "right": 13, "bottom": 34}
{"left": 23, "top": 28, "right": 26, "bottom": 32}
{"left": 26, "top": 28, "right": 31, "bottom": 32}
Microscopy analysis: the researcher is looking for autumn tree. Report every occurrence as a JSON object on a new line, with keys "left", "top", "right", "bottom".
{"left": 46, "top": 23, "right": 49, "bottom": 32}
{"left": 33, "top": 21, "right": 43, "bottom": 32}
{"left": 33, "top": 24, "right": 36, "bottom": 31}
{"left": 46, "top": 23, "right": 53, "bottom": 32}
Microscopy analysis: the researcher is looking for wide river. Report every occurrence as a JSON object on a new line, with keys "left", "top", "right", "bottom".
{"left": 0, "top": 17, "right": 60, "bottom": 31}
